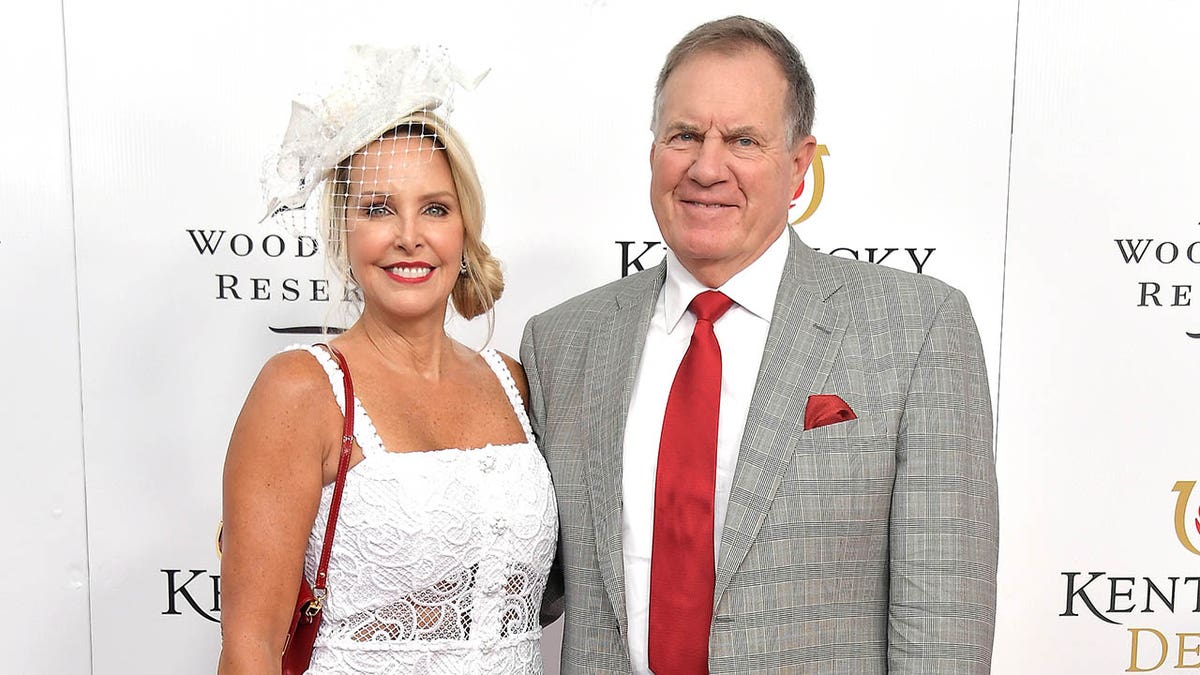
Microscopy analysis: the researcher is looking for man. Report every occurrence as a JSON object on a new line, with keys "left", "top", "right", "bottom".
{"left": 522, "top": 15, "right": 998, "bottom": 674}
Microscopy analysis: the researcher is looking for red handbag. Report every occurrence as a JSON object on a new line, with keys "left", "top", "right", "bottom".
{"left": 282, "top": 344, "right": 356, "bottom": 675}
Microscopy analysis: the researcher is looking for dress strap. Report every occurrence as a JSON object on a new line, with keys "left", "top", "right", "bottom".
{"left": 281, "top": 344, "right": 388, "bottom": 458}
{"left": 480, "top": 348, "right": 536, "bottom": 444}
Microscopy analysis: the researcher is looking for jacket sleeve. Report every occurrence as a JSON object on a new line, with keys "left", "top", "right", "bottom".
{"left": 521, "top": 315, "right": 565, "bottom": 627}
{"left": 887, "top": 288, "right": 999, "bottom": 673}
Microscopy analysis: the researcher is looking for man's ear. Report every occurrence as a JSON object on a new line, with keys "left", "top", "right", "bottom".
{"left": 790, "top": 135, "right": 818, "bottom": 194}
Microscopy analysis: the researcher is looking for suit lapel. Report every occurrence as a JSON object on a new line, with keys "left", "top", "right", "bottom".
{"left": 714, "top": 231, "right": 848, "bottom": 603}
{"left": 583, "top": 263, "right": 665, "bottom": 636}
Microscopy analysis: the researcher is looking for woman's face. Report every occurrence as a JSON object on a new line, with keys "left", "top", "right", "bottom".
{"left": 344, "top": 134, "right": 465, "bottom": 324}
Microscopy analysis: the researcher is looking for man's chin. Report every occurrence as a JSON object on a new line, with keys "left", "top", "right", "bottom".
{"left": 668, "top": 243, "right": 742, "bottom": 272}
{"left": 663, "top": 219, "right": 740, "bottom": 244}
{"left": 672, "top": 207, "right": 741, "bottom": 234}
{"left": 663, "top": 228, "right": 740, "bottom": 256}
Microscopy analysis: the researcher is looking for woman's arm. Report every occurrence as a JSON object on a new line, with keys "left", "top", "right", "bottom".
{"left": 217, "top": 351, "right": 340, "bottom": 675}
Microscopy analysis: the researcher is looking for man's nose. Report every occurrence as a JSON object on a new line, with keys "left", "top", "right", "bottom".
{"left": 686, "top": 138, "right": 729, "bottom": 186}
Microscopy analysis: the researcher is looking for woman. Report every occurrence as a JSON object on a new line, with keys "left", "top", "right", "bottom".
{"left": 218, "top": 46, "right": 557, "bottom": 674}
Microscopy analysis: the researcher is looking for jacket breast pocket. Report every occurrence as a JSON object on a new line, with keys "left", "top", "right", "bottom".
{"left": 775, "top": 414, "right": 896, "bottom": 530}
{"left": 797, "top": 413, "right": 890, "bottom": 447}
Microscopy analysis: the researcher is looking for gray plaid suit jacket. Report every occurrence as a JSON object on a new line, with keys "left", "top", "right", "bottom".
{"left": 520, "top": 229, "right": 998, "bottom": 674}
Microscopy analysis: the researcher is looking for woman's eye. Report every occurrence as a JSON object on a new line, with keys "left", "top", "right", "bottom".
{"left": 424, "top": 204, "right": 449, "bottom": 217}
{"left": 364, "top": 204, "right": 391, "bottom": 217}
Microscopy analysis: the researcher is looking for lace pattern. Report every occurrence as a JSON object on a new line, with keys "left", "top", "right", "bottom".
{"left": 285, "top": 346, "right": 557, "bottom": 674}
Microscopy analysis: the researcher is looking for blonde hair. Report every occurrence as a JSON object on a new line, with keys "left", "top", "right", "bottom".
{"left": 322, "top": 111, "right": 503, "bottom": 321}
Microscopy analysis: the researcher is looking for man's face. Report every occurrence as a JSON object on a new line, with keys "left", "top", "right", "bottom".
{"left": 650, "top": 47, "right": 816, "bottom": 287}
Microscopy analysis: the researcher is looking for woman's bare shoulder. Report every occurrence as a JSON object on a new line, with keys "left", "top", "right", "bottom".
{"left": 227, "top": 347, "right": 340, "bottom": 471}
{"left": 252, "top": 347, "right": 335, "bottom": 403}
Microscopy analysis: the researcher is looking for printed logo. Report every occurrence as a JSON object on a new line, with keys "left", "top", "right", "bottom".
{"left": 789, "top": 144, "right": 830, "bottom": 225}
{"left": 161, "top": 568, "right": 220, "bottom": 623}
{"left": 1113, "top": 220, "right": 1200, "bottom": 340}
{"left": 1058, "top": 482, "right": 1200, "bottom": 671}
{"left": 1171, "top": 481, "right": 1200, "bottom": 555}
{"left": 184, "top": 227, "right": 357, "bottom": 334}
{"left": 160, "top": 522, "right": 224, "bottom": 623}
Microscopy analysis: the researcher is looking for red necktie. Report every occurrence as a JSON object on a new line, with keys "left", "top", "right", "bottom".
{"left": 649, "top": 290, "right": 734, "bottom": 675}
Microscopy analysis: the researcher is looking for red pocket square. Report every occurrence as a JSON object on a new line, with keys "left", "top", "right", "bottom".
{"left": 804, "top": 394, "right": 857, "bottom": 430}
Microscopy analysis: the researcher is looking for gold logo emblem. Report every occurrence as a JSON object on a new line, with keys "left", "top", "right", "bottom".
{"left": 789, "top": 144, "right": 830, "bottom": 225}
{"left": 215, "top": 520, "right": 224, "bottom": 560}
{"left": 1171, "top": 481, "right": 1200, "bottom": 555}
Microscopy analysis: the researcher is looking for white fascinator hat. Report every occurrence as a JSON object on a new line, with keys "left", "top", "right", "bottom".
{"left": 260, "top": 44, "right": 487, "bottom": 223}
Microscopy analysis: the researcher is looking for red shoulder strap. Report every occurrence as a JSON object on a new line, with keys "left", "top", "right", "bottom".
{"left": 312, "top": 343, "right": 355, "bottom": 595}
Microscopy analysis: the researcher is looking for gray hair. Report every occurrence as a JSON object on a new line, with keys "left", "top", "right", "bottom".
{"left": 651, "top": 15, "right": 815, "bottom": 147}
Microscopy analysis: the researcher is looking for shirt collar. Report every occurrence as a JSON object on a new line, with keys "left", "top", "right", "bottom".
{"left": 663, "top": 226, "right": 790, "bottom": 332}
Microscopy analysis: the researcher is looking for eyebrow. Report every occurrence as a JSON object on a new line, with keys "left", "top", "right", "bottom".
{"left": 419, "top": 190, "right": 458, "bottom": 203}
{"left": 661, "top": 122, "right": 765, "bottom": 140}
{"left": 349, "top": 190, "right": 458, "bottom": 203}
{"left": 723, "top": 125, "right": 763, "bottom": 139}
{"left": 347, "top": 190, "right": 388, "bottom": 204}
{"left": 663, "top": 121, "right": 703, "bottom": 137}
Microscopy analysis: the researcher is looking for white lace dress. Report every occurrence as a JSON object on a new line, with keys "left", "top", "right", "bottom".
{"left": 289, "top": 346, "right": 558, "bottom": 675}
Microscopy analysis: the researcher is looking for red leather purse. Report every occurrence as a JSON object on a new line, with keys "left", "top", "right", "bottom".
{"left": 282, "top": 344, "right": 356, "bottom": 675}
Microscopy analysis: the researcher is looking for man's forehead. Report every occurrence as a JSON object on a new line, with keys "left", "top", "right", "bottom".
{"left": 665, "top": 45, "right": 786, "bottom": 86}
{"left": 660, "top": 50, "right": 786, "bottom": 107}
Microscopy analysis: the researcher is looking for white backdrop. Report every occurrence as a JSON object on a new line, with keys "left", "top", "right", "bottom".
{"left": 3, "top": 1, "right": 1196, "bottom": 673}
{"left": 0, "top": 3, "right": 92, "bottom": 675}
{"left": 994, "top": 2, "right": 1200, "bottom": 673}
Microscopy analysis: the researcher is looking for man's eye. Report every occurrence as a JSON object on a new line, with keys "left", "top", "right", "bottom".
{"left": 735, "top": 137, "right": 756, "bottom": 147}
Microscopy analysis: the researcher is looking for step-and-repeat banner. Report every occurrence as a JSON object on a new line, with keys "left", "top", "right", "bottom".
{"left": 995, "top": 3, "right": 1200, "bottom": 673}
{"left": 3, "top": 1, "right": 1196, "bottom": 673}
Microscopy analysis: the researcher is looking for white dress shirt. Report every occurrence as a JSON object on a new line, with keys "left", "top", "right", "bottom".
{"left": 621, "top": 228, "right": 789, "bottom": 674}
